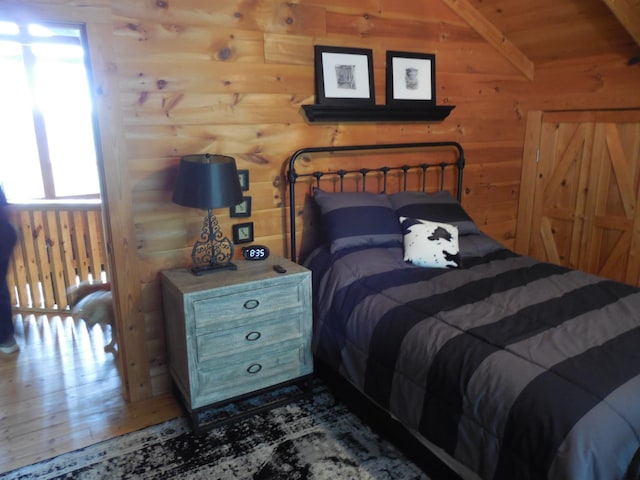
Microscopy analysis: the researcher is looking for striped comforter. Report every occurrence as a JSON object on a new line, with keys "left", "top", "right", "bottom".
{"left": 305, "top": 242, "right": 640, "bottom": 480}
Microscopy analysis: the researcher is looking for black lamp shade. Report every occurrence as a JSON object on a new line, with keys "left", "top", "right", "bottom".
{"left": 172, "top": 154, "right": 243, "bottom": 209}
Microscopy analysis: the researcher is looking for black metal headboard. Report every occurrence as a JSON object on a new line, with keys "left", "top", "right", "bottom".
{"left": 286, "top": 141, "right": 465, "bottom": 262}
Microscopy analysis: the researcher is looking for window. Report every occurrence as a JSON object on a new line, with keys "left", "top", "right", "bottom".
{"left": 0, "top": 20, "right": 100, "bottom": 203}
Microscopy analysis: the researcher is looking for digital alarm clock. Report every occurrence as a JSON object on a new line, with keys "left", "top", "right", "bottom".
{"left": 241, "top": 245, "right": 270, "bottom": 261}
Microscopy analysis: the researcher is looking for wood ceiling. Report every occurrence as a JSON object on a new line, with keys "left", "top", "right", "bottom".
{"left": 445, "top": 0, "right": 640, "bottom": 79}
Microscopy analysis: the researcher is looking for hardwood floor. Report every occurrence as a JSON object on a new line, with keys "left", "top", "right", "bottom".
{"left": 0, "top": 313, "right": 182, "bottom": 474}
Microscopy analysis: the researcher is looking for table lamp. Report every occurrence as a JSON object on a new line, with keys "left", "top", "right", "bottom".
{"left": 172, "top": 154, "right": 243, "bottom": 275}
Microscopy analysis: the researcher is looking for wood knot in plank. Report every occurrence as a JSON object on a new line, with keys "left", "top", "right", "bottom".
{"left": 138, "top": 91, "right": 148, "bottom": 105}
{"left": 218, "top": 47, "right": 232, "bottom": 61}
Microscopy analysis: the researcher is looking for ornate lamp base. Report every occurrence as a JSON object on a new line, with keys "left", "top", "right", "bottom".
{"left": 190, "top": 209, "right": 237, "bottom": 276}
{"left": 191, "top": 261, "right": 237, "bottom": 276}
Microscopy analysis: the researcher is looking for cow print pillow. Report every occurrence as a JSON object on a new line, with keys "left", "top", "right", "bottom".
{"left": 400, "top": 216, "right": 461, "bottom": 268}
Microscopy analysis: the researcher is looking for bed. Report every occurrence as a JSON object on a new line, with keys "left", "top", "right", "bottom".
{"left": 286, "top": 141, "right": 640, "bottom": 480}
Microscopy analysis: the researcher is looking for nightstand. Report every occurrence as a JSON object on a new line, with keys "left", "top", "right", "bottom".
{"left": 160, "top": 256, "right": 313, "bottom": 433}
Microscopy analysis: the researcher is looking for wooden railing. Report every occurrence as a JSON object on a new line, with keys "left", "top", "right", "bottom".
{"left": 7, "top": 200, "right": 109, "bottom": 313}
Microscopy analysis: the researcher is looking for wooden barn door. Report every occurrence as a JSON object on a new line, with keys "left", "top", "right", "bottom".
{"left": 580, "top": 120, "right": 640, "bottom": 284}
{"left": 516, "top": 110, "right": 640, "bottom": 285}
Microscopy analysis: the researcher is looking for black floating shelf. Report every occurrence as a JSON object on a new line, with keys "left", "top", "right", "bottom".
{"left": 301, "top": 104, "right": 455, "bottom": 123}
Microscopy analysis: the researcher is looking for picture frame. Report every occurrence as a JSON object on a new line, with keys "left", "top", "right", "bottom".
{"left": 237, "top": 170, "right": 249, "bottom": 191}
{"left": 314, "top": 45, "right": 375, "bottom": 106}
{"left": 232, "top": 222, "right": 254, "bottom": 244}
{"left": 230, "top": 196, "right": 251, "bottom": 218}
{"left": 386, "top": 51, "right": 436, "bottom": 105}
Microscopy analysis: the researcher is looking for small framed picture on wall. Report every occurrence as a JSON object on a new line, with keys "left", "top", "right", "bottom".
{"left": 230, "top": 196, "right": 251, "bottom": 218}
{"left": 237, "top": 170, "right": 250, "bottom": 191}
{"left": 232, "top": 222, "right": 254, "bottom": 244}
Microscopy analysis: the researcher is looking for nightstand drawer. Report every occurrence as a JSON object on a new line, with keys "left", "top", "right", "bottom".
{"left": 195, "top": 345, "right": 311, "bottom": 406}
{"left": 193, "top": 280, "right": 304, "bottom": 329}
{"left": 195, "top": 311, "right": 304, "bottom": 361}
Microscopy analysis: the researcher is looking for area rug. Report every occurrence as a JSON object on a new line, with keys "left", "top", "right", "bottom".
{"left": 1, "top": 382, "right": 430, "bottom": 479}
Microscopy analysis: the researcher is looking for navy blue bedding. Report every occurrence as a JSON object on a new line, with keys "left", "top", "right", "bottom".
{"left": 305, "top": 239, "right": 640, "bottom": 480}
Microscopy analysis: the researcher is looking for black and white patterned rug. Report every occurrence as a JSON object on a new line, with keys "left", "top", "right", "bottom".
{"left": 1, "top": 382, "right": 430, "bottom": 480}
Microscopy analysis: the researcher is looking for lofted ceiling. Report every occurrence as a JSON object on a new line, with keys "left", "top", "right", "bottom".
{"left": 444, "top": 0, "right": 640, "bottom": 79}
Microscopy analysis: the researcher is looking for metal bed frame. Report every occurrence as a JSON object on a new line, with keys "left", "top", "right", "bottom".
{"left": 286, "top": 141, "right": 466, "bottom": 262}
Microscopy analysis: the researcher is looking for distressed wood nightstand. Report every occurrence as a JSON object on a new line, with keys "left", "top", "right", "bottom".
{"left": 160, "top": 256, "right": 313, "bottom": 433}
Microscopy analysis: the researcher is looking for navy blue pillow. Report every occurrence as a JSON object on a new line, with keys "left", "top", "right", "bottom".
{"left": 313, "top": 188, "right": 402, "bottom": 253}
{"left": 389, "top": 190, "right": 480, "bottom": 235}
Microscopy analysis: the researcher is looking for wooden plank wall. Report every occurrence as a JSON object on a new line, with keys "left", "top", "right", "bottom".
{"left": 5, "top": 0, "right": 640, "bottom": 400}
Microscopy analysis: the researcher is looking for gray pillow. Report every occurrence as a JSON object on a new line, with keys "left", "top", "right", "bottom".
{"left": 389, "top": 190, "right": 480, "bottom": 235}
{"left": 458, "top": 233, "right": 504, "bottom": 258}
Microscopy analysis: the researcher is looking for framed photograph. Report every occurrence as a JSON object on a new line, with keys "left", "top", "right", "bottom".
{"left": 237, "top": 170, "right": 249, "bottom": 191}
{"left": 386, "top": 51, "right": 436, "bottom": 105}
{"left": 314, "top": 45, "right": 375, "bottom": 106}
{"left": 232, "top": 222, "right": 254, "bottom": 244}
{"left": 230, "top": 196, "right": 251, "bottom": 217}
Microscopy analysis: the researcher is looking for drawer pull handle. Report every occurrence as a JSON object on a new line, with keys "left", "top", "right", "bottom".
{"left": 247, "top": 363, "right": 262, "bottom": 374}
{"left": 243, "top": 299, "right": 259, "bottom": 310}
{"left": 245, "top": 331, "right": 261, "bottom": 341}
